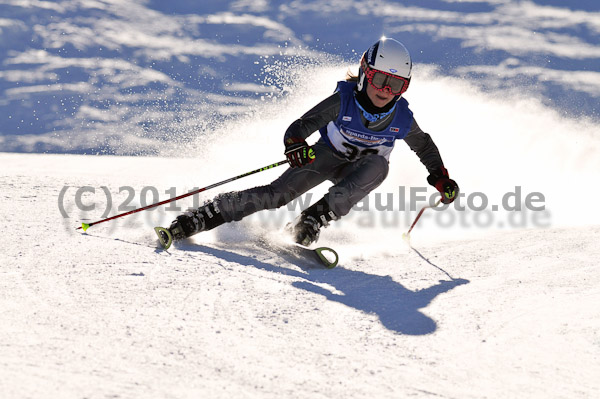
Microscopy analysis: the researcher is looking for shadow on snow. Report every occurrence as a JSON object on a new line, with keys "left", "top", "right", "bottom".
{"left": 181, "top": 241, "right": 469, "bottom": 336}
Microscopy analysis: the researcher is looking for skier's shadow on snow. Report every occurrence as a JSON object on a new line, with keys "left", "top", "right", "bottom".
{"left": 188, "top": 243, "right": 469, "bottom": 336}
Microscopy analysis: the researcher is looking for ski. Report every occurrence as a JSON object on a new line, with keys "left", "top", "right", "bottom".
{"left": 154, "top": 226, "right": 174, "bottom": 250}
{"left": 155, "top": 226, "right": 338, "bottom": 268}
{"left": 285, "top": 243, "right": 339, "bottom": 269}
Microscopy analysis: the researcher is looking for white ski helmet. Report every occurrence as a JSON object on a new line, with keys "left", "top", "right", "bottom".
{"left": 357, "top": 37, "right": 412, "bottom": 97}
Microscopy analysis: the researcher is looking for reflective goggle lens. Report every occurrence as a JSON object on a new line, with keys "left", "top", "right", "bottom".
{"left": 362, "top": 60, "right": 409, "bottom": 95}
{"left": 370, "top": 71, "right": 407, "bottom": 94}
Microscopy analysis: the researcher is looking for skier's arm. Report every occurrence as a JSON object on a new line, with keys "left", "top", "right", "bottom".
{"left": 403, "top": 118, "right": 444, "bottom": 175}
{"left": 404, "top": 119, "right": 459, "bottom": 204}
{"left": 284, "top": 92, "right": 341, "bottom": 143}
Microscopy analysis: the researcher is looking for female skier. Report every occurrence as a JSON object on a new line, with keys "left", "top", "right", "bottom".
{"left": 157, "top": 37, "right": 459, "bottom": 248}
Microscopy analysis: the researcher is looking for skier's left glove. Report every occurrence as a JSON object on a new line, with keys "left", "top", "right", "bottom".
{"left": 285, "top": 137, "right": 316, "bottom": 168}
{"left": 427, "top": 166, "right": 459, "bottom": 204}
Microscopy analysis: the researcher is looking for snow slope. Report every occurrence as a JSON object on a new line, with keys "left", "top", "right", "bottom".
{"left": 2, "top": 152, "right": 600, "bottom": 398}
{"left": 2, "top": 0, "right": 600, "bottom": 398}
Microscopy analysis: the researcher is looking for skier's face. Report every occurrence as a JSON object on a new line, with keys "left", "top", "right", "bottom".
{"left": 366, "top": 83, "right": 395, "bottom": 108}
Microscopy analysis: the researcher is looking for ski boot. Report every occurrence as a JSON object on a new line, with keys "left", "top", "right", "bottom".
{"left": 155, "top": 201, "right": 225, "bottom": 249}
{"left": 288, "top": 197, "right": 337, "bottom": 247}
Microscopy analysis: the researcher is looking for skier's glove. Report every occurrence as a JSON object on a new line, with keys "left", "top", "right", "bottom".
{"left": 285, "top": 138, "right": 315, "bottom": 168}
{"left": 427, "top": 166, "right": 459, "bottom": 204}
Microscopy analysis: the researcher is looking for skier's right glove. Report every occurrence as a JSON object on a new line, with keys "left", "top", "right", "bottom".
{"left": 284, "top": 137, "right": 316, "bottom": 168}
{"left": 427, "top": 166, "right": 459, "bottom": 204}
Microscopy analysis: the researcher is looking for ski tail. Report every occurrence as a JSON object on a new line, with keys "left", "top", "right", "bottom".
{"left": 154, "top": 227, "right": 173, "bottom": 250}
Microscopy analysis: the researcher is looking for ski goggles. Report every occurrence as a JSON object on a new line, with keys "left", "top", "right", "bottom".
{"left": 361, "top": 59, "right": 410, "bottom": 95}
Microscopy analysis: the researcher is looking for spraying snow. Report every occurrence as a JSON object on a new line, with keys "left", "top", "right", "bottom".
{"left": 162, "top": 58, "right": 600, "bottom": 254}
{"left": 2, "top": 2, "right": 600, "bottom": 397}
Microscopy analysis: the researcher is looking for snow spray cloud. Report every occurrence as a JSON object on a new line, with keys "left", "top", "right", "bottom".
{"left": 60, "top": 55, "right": 599, "bottom": 243}
{"left": 158, "top": 57, "right": 599, "bottom": 233}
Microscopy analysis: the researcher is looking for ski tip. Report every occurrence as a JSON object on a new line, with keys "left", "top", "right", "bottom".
{"left": 154, "top": 227, "right": 173, "bottom": 250}
{"left": 314, "top": 247, "right": 339, "bottom": 269}
{"left": 402, "top": 233, "right": 410, "bottom": 242}
{"left": 81, "top": 223, "right": 90, "bottom": 232}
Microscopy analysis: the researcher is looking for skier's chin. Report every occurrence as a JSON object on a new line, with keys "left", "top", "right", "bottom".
{"left": 373, "top": 95, "right": 393, "bottom": 107}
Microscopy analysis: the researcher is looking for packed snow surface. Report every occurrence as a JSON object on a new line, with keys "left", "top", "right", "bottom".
{"left": 2, "top": 152, "right": 600, "bottom": 398}
{"left": 2, "top": 0, "right": 600, "bottom": 398}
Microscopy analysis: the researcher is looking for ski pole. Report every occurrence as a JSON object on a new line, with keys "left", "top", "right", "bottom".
{"left": 77, "top": 160, "right": 289, "bottom": 231}
{"left": 402, "top": 198, "right": 441, "bottom": 242}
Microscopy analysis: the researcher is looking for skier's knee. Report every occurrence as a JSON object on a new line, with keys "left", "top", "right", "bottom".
{"left": 326, "top": 155, "right": 390, "bottom": 216}
{"left": 362, "top": 154, "right": 389, "bottom": 180}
